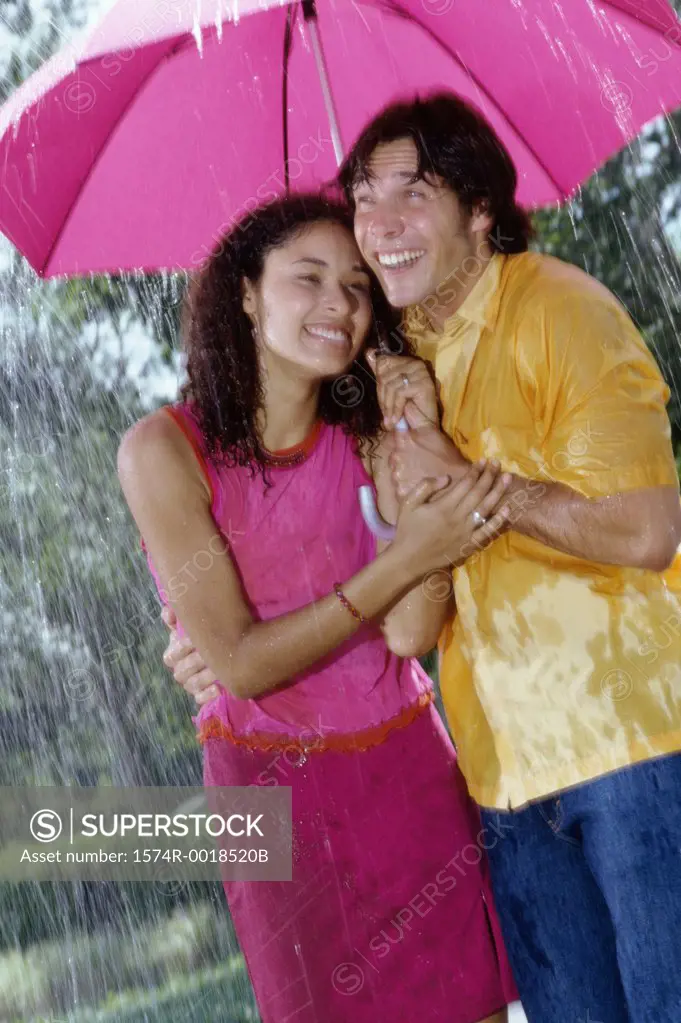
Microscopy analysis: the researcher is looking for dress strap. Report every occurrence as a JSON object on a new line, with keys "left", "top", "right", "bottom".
{"left": 162, "top": 404, "right": 216, "bottom": 507}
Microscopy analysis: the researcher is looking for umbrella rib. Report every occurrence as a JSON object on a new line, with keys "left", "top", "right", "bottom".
{"left": 370, "top": 0, "right": 565, "bottom": 199}
{"left": 39, "top": 35, "right": 201, "bottom": 277}
{"left": 282, "top": 2, "right": 298, "bottom": 192}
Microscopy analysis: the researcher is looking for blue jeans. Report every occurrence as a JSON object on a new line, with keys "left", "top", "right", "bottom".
{"left": 479, "top": 752, "right": 681, "bottom": 1022}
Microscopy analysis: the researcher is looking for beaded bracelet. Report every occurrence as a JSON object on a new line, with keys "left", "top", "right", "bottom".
{"left": 333, "top": 582, "right": 367, "bottom": 624}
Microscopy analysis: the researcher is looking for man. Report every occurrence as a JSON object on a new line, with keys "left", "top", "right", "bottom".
{"left": 162, "top": 94, "right": 681, "bottom": 1021}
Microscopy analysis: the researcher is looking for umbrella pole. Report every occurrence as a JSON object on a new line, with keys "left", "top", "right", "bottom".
{"left": 302, "top": 0, "right": 344, "bottom": 166}
{"left": 301, "top": 1, "right": 403, "bottom": 541}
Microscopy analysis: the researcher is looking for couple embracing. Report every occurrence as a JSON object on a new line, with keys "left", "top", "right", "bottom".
{"left": 119, "top": 93, "right": 681, "bottom": 1023}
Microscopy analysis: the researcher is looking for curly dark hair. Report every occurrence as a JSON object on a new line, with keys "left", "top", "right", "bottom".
{"left": 338, "top": 92, "right": 533, "bottom": 254}
{"left": 179, "top": 194, "right": 414, "bottom": 486}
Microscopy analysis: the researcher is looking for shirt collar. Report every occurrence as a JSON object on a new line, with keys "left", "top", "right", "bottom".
{"left": 404, "top": 252, "right": 506, "bottom": 342}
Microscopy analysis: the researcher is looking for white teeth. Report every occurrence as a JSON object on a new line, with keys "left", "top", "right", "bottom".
{"left": 377, "top": 250, "right": 425, "bottom": 268}
{"left": 306, "top": 326, "right": 349, "bottom": 343}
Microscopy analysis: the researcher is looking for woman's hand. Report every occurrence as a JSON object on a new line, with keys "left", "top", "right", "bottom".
{"left": 390, "top": 424, "right": 471, "bottom": 498}
{"left": 161, "top": 606, "right": 218, "bottom": 706}
{"left": 366, "top": 349, "right": 441, "bottom": 429}
{"left": 392, "top": 461, "right": 511, "bottom": 575}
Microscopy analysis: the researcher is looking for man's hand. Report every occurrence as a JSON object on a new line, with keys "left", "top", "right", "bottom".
{"left": 389, "top": 423, "right": 471, "bottom": 500}
{"left": 161, "top": 606, "right": 220, "bottom": 706}
{"left": 366, "top": 349, "right": 441, "bottom": 429}
{"left": 393, "top": 465, "right": 512, "bottom": 575}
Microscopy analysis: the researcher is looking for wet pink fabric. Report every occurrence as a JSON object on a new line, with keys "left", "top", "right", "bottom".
{"left": 204, "top": 704, "right": 519, "bottom": 1022}
{"left": 143, "top": 402, "right": 432, "bottom": 743}
{"left": 1, "top": 0, "right": 679, "bottom": 276}
{"left": 142, "top": 401, "right": 519, "bottom": 1019}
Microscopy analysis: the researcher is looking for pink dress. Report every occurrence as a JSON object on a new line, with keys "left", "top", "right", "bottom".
{"left": 142, "top": 402, "right": 518, "bottom": 1022}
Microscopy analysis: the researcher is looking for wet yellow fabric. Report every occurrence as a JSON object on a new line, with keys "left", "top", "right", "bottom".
{"left": 405, "top": 251, "right": 681, "bottom": 810}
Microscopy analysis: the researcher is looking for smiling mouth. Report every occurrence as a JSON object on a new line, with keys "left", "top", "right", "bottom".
{"left": 376, "top": 249, "right": 425, "bottom": 272}
{"left": 304, "top": 325, "right": 351, "bottom": 347}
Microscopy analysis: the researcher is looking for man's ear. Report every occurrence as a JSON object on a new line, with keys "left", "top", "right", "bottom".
{"left": 241, "top": 277, "right": 257, "bottom": 320}
{"left": 469, "top": 201, "right": 493, "bottom": 235}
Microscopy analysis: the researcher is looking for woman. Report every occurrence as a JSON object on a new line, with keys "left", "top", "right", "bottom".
{"left": 117, "top": 195, "right": 516, "bottom": 1022}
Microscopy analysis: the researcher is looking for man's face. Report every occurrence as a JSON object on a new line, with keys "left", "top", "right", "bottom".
{"left": 352, "top": 138, "right": 489, "bottom": 318}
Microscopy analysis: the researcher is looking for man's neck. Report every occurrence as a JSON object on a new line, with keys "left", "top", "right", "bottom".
{"left": 421, "top": 247, "right": 495, "bottom": 331}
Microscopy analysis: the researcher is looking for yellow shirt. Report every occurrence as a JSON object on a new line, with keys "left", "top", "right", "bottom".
{"left": 405, "top": 251, "right": 681, "bottom": 810}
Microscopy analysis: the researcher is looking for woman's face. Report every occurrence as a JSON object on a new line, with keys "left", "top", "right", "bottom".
{"left": 242, "top": 220, "right": 374, "bottom": 381}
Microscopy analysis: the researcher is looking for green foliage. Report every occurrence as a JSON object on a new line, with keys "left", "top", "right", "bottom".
{"left": 0, "top": 259, "right": 198, "bottom": 792}
{"left": 57, "top": 272, "right": 188, "bottom": 367}
{"left": 0, "top": 899, "right": 249, "bottom": 1021}
{"left": 37, "top": 960, "right": 257, "bottom": 1023}
{"left": 532, "top": 109, "right": 681, "bottom": 443}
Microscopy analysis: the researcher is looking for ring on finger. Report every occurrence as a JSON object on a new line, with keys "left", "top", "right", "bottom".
{"left": 471, "top": 509, "right": 487, "bottom": 527}
{"left": 400, "top": 375, "right": 409, "bottom": 388}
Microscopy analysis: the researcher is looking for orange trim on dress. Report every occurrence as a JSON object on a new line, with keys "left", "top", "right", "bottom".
{"left": 197, "top": 689, "right": 433, "bottom": 753}
{"left": 265, "top": 418, "right": 324, "bottom": 460}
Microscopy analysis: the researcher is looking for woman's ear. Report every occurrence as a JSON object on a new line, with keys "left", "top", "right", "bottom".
{"left": 241, "top": 277, "right": 257, "bottom": 321}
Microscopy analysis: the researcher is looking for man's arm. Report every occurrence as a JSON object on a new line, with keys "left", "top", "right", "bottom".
{"left": 394, "top": 430, "right": 681, "bottom": 571}
{"left": 391, "top": 292, "right": 681, "bottom": 571}
{"left": 509, "top": 290, "right": 681, "bottom": 571}
{"left": 502, "top": 475, "right": 681, "bottom": 572}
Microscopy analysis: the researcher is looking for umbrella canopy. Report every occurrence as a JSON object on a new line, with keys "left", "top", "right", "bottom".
{"left": 1, "top": 0, "right": 680, "bottom": 277}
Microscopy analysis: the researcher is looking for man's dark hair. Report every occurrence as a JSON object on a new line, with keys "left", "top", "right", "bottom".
{"left": 338, "top": 92, "right": 533, "bottom": 254}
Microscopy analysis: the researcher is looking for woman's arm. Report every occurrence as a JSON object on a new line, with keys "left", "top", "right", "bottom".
{"left": 362, "top": 351, "right": 455, "bottom": 656}
{"left": 117, "top": 411, "right": 427, "bottom": 701}
{"left": 364, "top": 432, "right": 456, "bottom": 658}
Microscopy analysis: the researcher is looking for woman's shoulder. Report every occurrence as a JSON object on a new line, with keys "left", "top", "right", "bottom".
{"left": 118, "top": 405, "right": 189, "bottom": 460}
{"left": 118, "top": 406, "right": 174, "bottom": 459}
{"left": 117, "top": 405, "right": 211, "bottom": 502}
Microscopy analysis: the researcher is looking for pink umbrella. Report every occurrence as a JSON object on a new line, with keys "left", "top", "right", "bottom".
{"left": 1, "top": 0, "right": 680, "bottom": 280}
{"left": 2, "top": 0, "right": 680, "bottom": 539}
